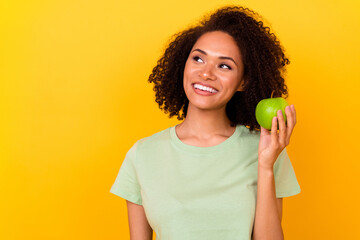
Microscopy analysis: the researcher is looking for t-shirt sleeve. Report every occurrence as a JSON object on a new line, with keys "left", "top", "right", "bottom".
{"left": 273, "top": 147, "right": 301, "bottom": 198}
{"left": 110, "top": 141, "right": 142, "bottom": 205}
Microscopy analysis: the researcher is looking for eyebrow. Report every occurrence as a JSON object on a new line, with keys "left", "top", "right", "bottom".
{"left": 191, "top": 49, "right": 237, "bottom": 66}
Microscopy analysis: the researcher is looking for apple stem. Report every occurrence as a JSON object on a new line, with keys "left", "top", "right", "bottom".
{"left": 271, "top": 90, "right": 274, "bottom": 98}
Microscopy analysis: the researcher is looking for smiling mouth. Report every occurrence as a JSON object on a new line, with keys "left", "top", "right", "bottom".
{"left": 192, "top": 83, "right": 218, "bottom": 93}
{"left": 191, "top": 83, "right": 218, "bottom": 96}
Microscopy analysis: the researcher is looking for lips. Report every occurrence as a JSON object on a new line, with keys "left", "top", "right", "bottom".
{"left": 192, "top": 83, "right": 218, "bottom": 96}
{"left": 192, "top": 82, "right": 219, "bottom": 91}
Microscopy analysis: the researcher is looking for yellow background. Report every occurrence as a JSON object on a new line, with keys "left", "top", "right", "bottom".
{"left": 1, "top": 0, "right": 359, "bottom": 239}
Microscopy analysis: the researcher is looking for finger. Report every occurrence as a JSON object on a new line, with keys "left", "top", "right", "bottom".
{"left": 277, "top": 109, "right": 286, "bottom": 146}
{"left": 291, "top": 104, "right": 296, "bottom": 125}
{"left": 260, "top": 126, "right": 270, "bottom": 137}
{"left": 271, "top": 116, "right": 278, "bottom": 145}
{"left": 285, "top": 105, "right": 294, "bottom": 144}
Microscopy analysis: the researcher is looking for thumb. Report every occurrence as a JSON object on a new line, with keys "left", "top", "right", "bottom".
{"left": 260, "top": 126, "right": 270, "bottom": 136}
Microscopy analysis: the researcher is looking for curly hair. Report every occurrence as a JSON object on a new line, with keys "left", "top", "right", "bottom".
{"left": 148, "top": 5, "right": 290, "bottom": 133}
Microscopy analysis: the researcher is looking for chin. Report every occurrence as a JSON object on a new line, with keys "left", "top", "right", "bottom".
{"left": 188, "top": 100, "right": 223, "bottom": 111}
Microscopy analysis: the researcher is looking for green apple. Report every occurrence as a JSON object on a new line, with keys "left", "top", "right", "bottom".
{"left": 255, "top": 97, "right": 289, "bottom": 130}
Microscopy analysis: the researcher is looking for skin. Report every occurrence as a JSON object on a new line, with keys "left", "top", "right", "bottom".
{"left": 126, "top": 201, "right": 153, "bottom": 240}
{"left": 126, "top": 30, "right": 297, "bottom": 240}
{"left": 253, "top": 105, "right": 297, "bottom": 240}
{"left": 176, "top": 30, "right": 245, "bottom": 145}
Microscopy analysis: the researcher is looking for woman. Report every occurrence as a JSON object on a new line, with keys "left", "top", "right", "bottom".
{"left": 110, "top": 5, "right": 300, "bottom": 240}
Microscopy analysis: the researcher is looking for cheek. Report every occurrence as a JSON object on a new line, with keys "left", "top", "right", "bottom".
{"left": 224, "top": 73, "right": 241, "bottom": 85}
{"left": 183, "top": 63, "right": 190, "bottom": 81}
{"left": 219, "top": 74, "right": 235, "bottom": 85}
{"left": 183, "top": 64, "right": 198, "bottom": 84}
{"left": 182, "top": 67, "right": 191, "bottom": 93}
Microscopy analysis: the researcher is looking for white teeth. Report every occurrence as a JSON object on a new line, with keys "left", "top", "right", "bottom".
{"left": 194, "top": 83, "right": 218, "bottom": 93}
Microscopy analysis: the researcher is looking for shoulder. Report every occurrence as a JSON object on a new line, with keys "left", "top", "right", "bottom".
{"left": 238, "top": 125, "right": 261, "bottom": 143}
{"left": 135, "top": 126, "right": 172, "bottom": 151}
{"left": 128, "top": 127, "right": 172, "bottom": 164}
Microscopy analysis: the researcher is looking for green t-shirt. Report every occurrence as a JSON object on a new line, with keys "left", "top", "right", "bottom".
{"left": 110, "top": 124, "right": 301, "bottom": 240}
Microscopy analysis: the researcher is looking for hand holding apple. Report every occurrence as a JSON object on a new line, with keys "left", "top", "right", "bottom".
{"left": 255, "top": 96, "right": 289, "bottom": 130}
{"left": 257, "top": 103, "right": 297, "bottom": 169}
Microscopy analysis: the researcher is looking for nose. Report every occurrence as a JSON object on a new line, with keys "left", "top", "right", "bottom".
{"left": 199, "top": 65, "right": 216, "bottom": 81}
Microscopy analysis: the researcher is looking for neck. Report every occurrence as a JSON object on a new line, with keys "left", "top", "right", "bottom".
{"left": 177, "top": 102, "right": 235, "bottom": 138}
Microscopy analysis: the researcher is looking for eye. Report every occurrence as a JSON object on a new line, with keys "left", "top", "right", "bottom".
{"left": 192, "top": 56, "right": 203, "bottom": 63}
{"left": 219, "top": 63, "right": 232, "bottom": 70}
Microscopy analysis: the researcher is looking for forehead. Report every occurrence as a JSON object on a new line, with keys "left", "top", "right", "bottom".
{"left": 192, "top": 31, "right": 242, "bottom": 59}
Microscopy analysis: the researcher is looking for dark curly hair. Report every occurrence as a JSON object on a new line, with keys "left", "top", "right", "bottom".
{"left": 148, "top": 5, "right": 290, "bottom": 132}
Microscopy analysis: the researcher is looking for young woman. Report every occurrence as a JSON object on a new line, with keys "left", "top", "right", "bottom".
{"left": 110, "top": 5, "right": 300, "bottom": 240}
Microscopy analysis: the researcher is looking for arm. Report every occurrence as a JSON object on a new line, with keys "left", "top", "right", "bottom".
{"left": 252, "top": 167, "right": 284, "bottom": 240}
{"left": 253, "top": 104, "right": 296, "bottom": 240}
{"left": 126, "top": 200, "right": 153, "bottom": 240}
{"left": 277, "top": 198, "right": 283, "bottom": 223}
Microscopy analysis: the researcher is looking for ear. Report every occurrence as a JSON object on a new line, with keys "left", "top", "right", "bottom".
{"left": 236, "top": 79, "right": 245, "bottom": 92}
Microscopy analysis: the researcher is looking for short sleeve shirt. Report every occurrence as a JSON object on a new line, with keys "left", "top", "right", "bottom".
{"left": 110, "top": 124, "right": 301, "bottom": 240}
